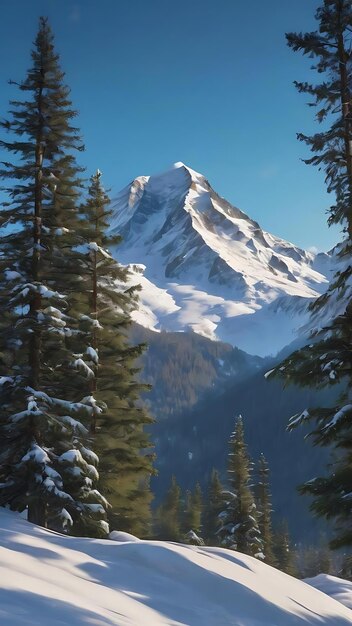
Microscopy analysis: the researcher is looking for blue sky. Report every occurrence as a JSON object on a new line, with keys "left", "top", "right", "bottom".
{"left": 0, "top": 0, "right": 340, "bottom": 251}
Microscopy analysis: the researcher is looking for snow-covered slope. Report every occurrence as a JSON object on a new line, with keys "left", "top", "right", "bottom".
{"left": 1, "top": 510, "right": 352, "bottom": 626}
{"left": 305, "top": 574, "right": 352, "bottom": 610}
{"left": 110, "top": 163, "right": 333, "bottom": 356}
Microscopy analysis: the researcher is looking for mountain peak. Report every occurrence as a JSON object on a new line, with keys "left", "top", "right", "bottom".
{"left": 172, "top": 161, "right": 204, "bottom": 181}
{"left": 110, "top": 164, "right": 333, "bottom": 355}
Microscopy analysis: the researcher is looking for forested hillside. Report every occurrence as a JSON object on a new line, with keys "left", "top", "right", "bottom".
{"left": 147, "top": 350, "right": 337, "bottom": 541}
{"left": 130, "top": 324, "right": 263, "bottom": 418}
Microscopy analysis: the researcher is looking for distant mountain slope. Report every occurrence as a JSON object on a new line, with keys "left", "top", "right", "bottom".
{"left": 110, "top": 162, "right": 334, "bottom": 356}
{"left": 129, "top": 325, "right": 333, "bottom": 541}
{"left": 131, "top": 324, "right": 263, "bottom": 419}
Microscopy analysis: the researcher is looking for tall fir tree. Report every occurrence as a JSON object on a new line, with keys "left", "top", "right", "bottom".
{"left": 203, "top": 469, "right": 224, "bottom": 546}
{"left": 255, "top": 454, "right": 276, "bottom": 566}
{"left": 79, "top": 170, "right": 155, "bottom": 537}
{"left": 182, "top": 482, "right": 203, "bottom": 540}
{"left": 0, "top": 18, "right": 108, "bottom": 536}
{"left": 341, "top": 554, "right": 352, "bottom": 580}
{"left": 273, "top": 520, "right": 297, "bottom": 577}
{"left": 155, "top": 475, "right": 182, "bottom": 541}
{"left": 296, "top": 541, "right": 331, "bottom": 578}
{"left": 268, "top": 0, "right": 352, "bottom": 550}
{"left": 218, "top": 416, "right": 263, "bottom": 557}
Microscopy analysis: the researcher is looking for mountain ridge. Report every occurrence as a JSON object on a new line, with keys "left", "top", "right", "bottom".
{"left": 110, "top": 162, "right": 335, "bottom": 356}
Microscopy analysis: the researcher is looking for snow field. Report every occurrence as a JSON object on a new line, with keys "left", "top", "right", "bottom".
{"left": 0, "top": 509, "right": 352, "bottom": 625}
{"left": 305, "top": 574, "right": 352, "bottom": 610}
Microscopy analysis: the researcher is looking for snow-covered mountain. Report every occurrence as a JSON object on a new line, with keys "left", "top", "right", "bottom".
{"left": 2, "top": 509, "right": 352, "bottom": 626}
{"left": 110, "top": 162, "right": 334, "bottom": 356}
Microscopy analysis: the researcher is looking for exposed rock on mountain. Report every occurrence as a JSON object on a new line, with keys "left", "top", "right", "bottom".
{"left": 110, "top": 162, "right": 333, "bottom": 355}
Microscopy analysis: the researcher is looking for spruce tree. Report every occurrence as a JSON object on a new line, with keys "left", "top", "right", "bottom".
{"left": 255, "top": 454, "right": 276, "bottom": 566}
{"left": 79, "top": 170, "right": 155, "bottom": 537}
{"left": 341, "top": 554, "right": 352, "bottom": 580}
{"left": 273, "top": 520, "right": 297, "bottom": 576}
{"left": 317, "top": 542, "right": 332, "bottom": 575}
{"left": 182, "top": 482, "right": 203, "bottom": 542}
{"left": 218, "top": 416, "right": 263, "bottom": 557}
{"left": 0, "top": 18, "right": 108, "bottom": 535}
{"left": 203, "top": 469, "right": 224, "bottom": 545}
{"left": 296, "top": 542, "right": 331, "bottom": 578}
{"left": 155, "top": 476, "right": 182, "bottom": 541}
{"left": 268, "top": 0, "right": 352, "bottom": 550}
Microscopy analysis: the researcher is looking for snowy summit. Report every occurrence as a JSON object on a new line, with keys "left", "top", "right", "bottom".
{"left": 110, "top": 163, "right": 334, "bottom": 356}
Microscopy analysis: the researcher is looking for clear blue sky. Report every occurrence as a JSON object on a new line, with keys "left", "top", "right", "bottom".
{"left": 0, "top": 0, "right": 341, "bottom": 251}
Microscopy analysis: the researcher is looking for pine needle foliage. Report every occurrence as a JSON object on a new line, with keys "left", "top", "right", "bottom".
{"left": 273, "top": 520, "right": 297, "bottom": 577}
{"left": 203, "top": 469, "right": 224, "bottom": 545}
{"left": 269, "top": 0, "right": 352, "bottom": 550}
{"left": 155, "top": 475, "right": 182, "bottom": 541}
{"left": 218, "top": 416, "right": 263, "bottom": 557}
{"left": 285, "top": 0, "right": 352, "bottom": 235}
{"left": 182, "top": 482, "right": 203, "bottom": 538}
{"left": 79, "top": 170, "right": 155, "bottom": 537}
{"left": 255, "top": 454, "right": 276, "bottom": 566}
{"left": 0, "top": 18, "right": 108, "bottom": 536}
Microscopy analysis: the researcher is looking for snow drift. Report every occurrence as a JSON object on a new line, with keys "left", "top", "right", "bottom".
{"left": 305, "top": 574, "right": 352, "bottom": 610}
{"left": 110, "top": 162, "right": 334, "bottom": 356}
{"left": 0, "top": 509, "right": 352, "bottom": 625}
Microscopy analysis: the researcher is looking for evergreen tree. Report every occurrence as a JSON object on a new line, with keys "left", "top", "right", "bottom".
{"left": 273, "top": 520, "right": 297, "bottom": 576}
{"left": 340, "top": 554, "right": 352, "bottom": 580}
{"left": 0, "top": 18, "right": 108, "bottom": 535}
{"left": 286, "top": 0, "right": 352, "bottom": 236}
{"left": 268, "top": 0, "right": 352, "bottom": 549}
{"left": 203, "top": 469, "right": 224, "bottom": 545}
{"left": 182, "top": 482, "right": 203, "bottom": 540}
{"left": 296, "top": 542, "right": 331, "bottom": 578}
{"left": 255, "top": 454, "right": 276, "bottom": 566}
{"left": 317, "top": 543, "right": 332, "bottom": 575}
{"left": 155, "top": 476, "right": 182, "bottom": 541}
{"left": 182, "top": 490, "right": 193, "bottom": 534}
{"left": 79, "top": 170, "right": 155, "bottom": 537}
{"left": 218, "top": 416, "right": 263, "bottom": 557}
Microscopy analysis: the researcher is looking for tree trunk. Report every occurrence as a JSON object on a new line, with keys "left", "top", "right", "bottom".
{"left": 28, "top": 68, "right": 45, "bottom": 527}
{"left": 29, "top": 74, "right": 44, "bottom": 388}
{"left": 27, "top": 499, "right": 47, "bottom": 528}
{"left": 90, "top": 214, "right": 98, "bottom": 434}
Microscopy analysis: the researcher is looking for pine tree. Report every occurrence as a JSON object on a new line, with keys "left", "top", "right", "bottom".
{"left": 341, "top": 554, "right": 352, "bottom": 580}
{"left": 268, "top": 0, "right": 352, "bottom": 550}
{"left": 218, "top": 416, "right": 263, "bottom": 557}
{"left": 273, "top": 520, "right": 297, "bottom": 576}
{"left": 0, "top": 18, "right": 108, "bottom": 535}
{"left": 296, "top": 542, "right": 331, "bottom": 578}
{"left": 182, "top": 482, "right": 203, "bottom": 542}
{"left": 286, "top": 0, "right": 352, "bottom": 236}
{"left": 78, "top": 170, "right": 155, "bottom": 537}
{"left": 317, "top": 542, "right": 332, "bottom": 575}
{"left": 155, "top": 476, "right": 182, "bottom": 541}
{"left": 203, "top": 469, "right": 224, "bottom": 545}
{"left": 255, "top": 454, "right": 276, "bottom": 566}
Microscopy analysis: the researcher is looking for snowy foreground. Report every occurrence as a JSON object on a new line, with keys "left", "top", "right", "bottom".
{"left": 0, "top": 510, "right": 352, "bottom": 626}
{"left": 305, "top": 574, "right": 352, "bottom": 610}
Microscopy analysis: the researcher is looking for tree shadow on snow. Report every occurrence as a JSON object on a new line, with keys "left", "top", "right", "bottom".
{"left": 75, "top": 542, "right": 351, "bottom": 626}
{"left": 2, "top": 517, "right": 350, "bottom": 626}
{"left": 0, "top": 589, "right": 114, "bottom": 626}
